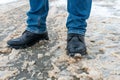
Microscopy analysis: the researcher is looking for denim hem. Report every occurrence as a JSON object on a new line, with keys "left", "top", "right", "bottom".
{"left": 68, "top": 30, "right": 85, "bottom": 36}
{"left": 26, "top": 27, "right": 47, "bottom": 34}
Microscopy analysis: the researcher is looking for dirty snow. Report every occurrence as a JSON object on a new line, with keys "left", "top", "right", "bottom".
{"left": 0, "top": 0, "right": 120, "bottom": 80}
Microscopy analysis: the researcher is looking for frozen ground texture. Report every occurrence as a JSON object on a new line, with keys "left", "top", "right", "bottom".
{"left": 0, "top": 0, "right": 120, "bottom": 80}
{"left": 0, "top": 0, "right": 17, "bottom": 4}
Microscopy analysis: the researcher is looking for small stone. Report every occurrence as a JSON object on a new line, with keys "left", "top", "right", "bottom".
{"left": 38, "top": 54, "right": 43, "bottom": 59}
{"left": 99, "top": 48, "right": 105, "bottom": 54}
{"left": 29, "top": 61, "right": 36, "bottom": 66}
{"left": 45, "top": 53, "right": 51, "bottom": 56}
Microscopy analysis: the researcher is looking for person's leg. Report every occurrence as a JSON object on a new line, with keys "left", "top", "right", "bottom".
{"left": 26, "top": 0, "right": 49, "bottom": 34}
{"left": 7, "top": 0, "right": 49, "bottom": 49}
{"left": 67, "top": 0, "right": 92, "bottom": 35}
{"left": 66, "top": 0, "right": 92, "bottom": 57}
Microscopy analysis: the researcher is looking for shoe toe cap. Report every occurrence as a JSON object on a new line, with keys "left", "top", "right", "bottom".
{"left": 7, "top": 38, "right": 22, "bottom": 46}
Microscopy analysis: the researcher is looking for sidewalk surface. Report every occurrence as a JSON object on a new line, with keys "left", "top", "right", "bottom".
{"left": 0, "top": 0, "right": 120, "bottom": 80}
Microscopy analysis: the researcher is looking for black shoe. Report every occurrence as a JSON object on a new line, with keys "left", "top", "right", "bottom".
{"left": 67, "top": 33, "right": 87, "bottom": 57}
{"left": 7, "top": 30, "right": 49, "bottom": 49}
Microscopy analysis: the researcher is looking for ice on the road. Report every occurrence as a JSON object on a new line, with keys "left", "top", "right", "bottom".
{"left": 0, "top": 0, "right": 16, "bottom": 4}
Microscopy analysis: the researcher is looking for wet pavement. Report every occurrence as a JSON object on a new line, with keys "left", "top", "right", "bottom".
{"left": 0, "top": 0, "right": 120, "bottom": 80}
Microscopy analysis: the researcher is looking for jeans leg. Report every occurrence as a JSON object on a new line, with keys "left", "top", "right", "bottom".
{"left": 66, "top": 0, "right": 92, "bottom": 35}
{"left": 26, "top": 0, "right": 49, "bottom": 34}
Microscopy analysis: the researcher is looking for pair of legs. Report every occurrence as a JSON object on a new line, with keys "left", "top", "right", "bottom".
{"left": 7, "top": 0, "right": 92, "bottom": 57}
{"left": 26, "top": 0, "right": 92, "bottom": 35}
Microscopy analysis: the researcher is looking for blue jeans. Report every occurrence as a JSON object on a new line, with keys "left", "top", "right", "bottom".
{"left": 26, "top": 0, "right": 92, "bottom": 35}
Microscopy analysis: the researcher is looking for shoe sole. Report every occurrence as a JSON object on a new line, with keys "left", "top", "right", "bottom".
{"left": 8, "top": 38, "right": 49, "bottom": 49}
{"left": 66, "top": 49, "right": 87, "bottom": 57}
